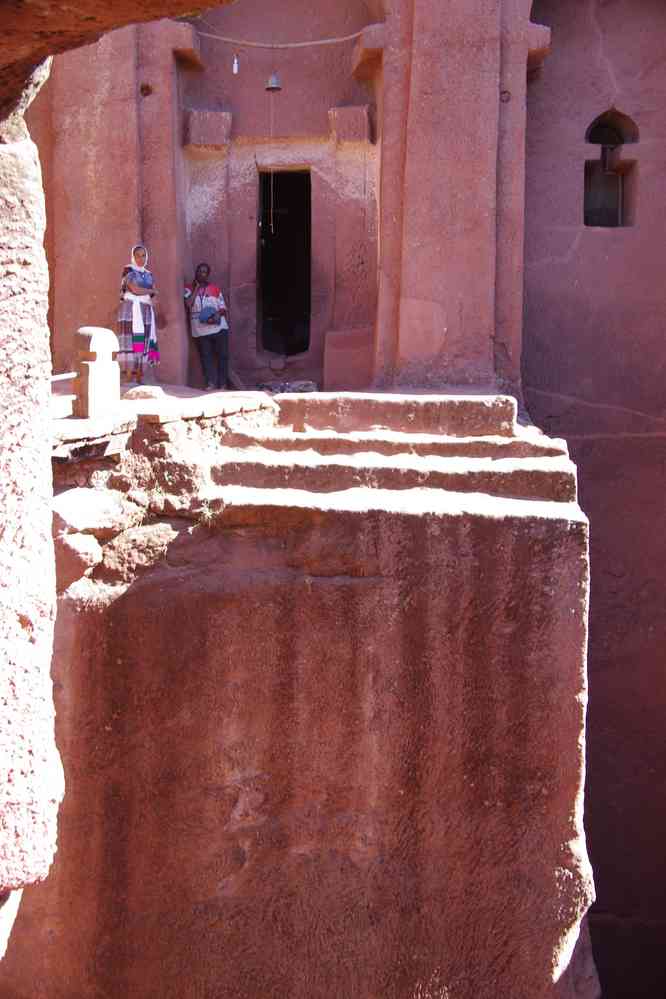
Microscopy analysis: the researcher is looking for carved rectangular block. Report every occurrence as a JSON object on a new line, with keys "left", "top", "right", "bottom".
{"left": 183, "top": 110, "right": 232, "bottom": 150}
{"left": 171, "top": 22, "right": 204, "bottom": 70}
{"left": 351, "top": 22, "right": 386, "bottom": 81}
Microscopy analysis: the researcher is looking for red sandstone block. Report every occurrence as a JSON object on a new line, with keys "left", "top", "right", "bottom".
{"left": 183, "top": 109, "right": 232, "bottom": 150}
{"left": 324, "top": 327, "right": 374, "bottom": 391}
{"left": 275, "top": 393, "right": 517, "bottom": 437}
{"left": 36, "top": 487, "right": 592, "bottom": 999}
{"left": 351, "top": 22, "right": 386, "bottom": 81}
{"left": 54, "top": 532, "right": 103, "bottom": 592}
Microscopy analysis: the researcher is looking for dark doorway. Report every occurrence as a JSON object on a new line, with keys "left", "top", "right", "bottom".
{"left": 258, "top": 170, "right": 311, "bottom": 355}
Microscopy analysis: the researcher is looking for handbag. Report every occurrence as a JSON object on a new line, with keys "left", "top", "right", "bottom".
{"left": 198, "top": 305, "right": 220, "bottom": 324}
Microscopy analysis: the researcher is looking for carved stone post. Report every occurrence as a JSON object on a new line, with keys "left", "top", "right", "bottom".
{"left": 73, "top": 326, "right": 120, "bottom": 419}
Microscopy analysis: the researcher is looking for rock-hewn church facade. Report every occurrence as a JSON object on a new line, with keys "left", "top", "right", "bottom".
{"left": 0, "top": 2, "right": 665, "bottom": 998}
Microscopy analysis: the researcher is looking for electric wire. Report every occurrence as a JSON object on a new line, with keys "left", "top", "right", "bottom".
{"left": 269, "top": 92, "right": 275, "bottom": 234}
{"left": 193, "top": 17, "right": 366, "bottom": 236}
{"left": 195, "top": 18, "right": 365, "bottom": 49}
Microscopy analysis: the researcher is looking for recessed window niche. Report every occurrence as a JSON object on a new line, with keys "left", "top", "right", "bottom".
{"left": 584, "top": 109, "right": 639, "bottom": 228}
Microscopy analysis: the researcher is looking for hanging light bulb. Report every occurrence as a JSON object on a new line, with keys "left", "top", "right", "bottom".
{"left": 265, "top": 72, "right": 282, "bottom": 92}
{"left": 232, "top": 53, "right": 239, "bottom": 75}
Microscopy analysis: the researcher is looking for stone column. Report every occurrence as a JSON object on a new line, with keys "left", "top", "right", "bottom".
{"left": 373, "top": 0, "right": 545, "bottom": 391}
{"left": 395, "top": 0, "right": 501, "bottom": 387}
{"left": 371, "top": 4, "right": 415, "bottom": 385}
{"left": 323, "top": 105, "right": 378, "bottom": 390}
{"left": 0, "top": 75, "right": 64, "bottom": 903}
{"left": 494, "top": 0, "right": 551, "bottom": 394}
{"left": 136, "top": 20, "right": 203, "bottom": 386}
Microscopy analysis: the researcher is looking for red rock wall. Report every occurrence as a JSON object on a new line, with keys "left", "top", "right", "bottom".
{"left": 0, "top": 0, "right": 231, "bottom": 120}
{"left": 524, "top": 3, "right": 666, "bottom": 996}
{"left": 184, "top": 138, "right": 378, "bottom": 387}
{"left": 0, "top": 107, "right": 64, "bottom": 905}
{"left": 183, "top": 0, "right": 374, "bottom": 139}
{"left": 0, "top": 485, "right": 593, "bottom": 999}
{"left": 0, "top": 0, "right": 242, "bottom": 955}
{"left": 0, "top": 1, "right": 610, "bottom": 991}
{"left": 30, "top": 0, "right": 542, "bottom": 393}
{"left": 27, "top": 28, "right": 142, "bottom": 374}
{"left": 30, "top": 4, "right": 381, "bottom": 388}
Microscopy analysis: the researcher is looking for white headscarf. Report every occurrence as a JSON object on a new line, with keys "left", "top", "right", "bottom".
{"left": 125, "top": 244, "right": 154, "bottom": 334}
{"left": 130, "top": 243, "right": 149, "bottom": 272}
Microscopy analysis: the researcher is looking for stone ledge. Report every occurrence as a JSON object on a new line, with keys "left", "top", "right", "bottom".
{"left": 53, "top": 414, "right": 136, "bottom": 444}
{"left": 208, "top": 450, "right": 578, "bottom": 503}
{"left": 171, "top": 22, "right": 204, "bottom": 70}
{"left": 198, "top": 483, "right": 588, "bottom": 526}
{"left": 53, "top": 487, "right": 144, "bottom": 540}
{"left": 52, "top": 389, "right": 277, "bottom": 450}
{"left": 527, "top": 22, "right": 551, "bottom": 71}
{"left": 274, "top": 392, "right": 518, "bottom": 437}
{"left": 133, "top": 389, "right": 277, "bottom": 425}
{"left": 351, "top": 22, "right": 385, "bottom": 81}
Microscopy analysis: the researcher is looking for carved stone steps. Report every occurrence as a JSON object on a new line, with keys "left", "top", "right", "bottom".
{"left": 221, "top": 424, "right": 567, "bottom": 461}
{"left": 207, "top": 448, "right": 577, "bottom": 503}
{"left": 273, "top": 392, "right": 516, "bottom": 437}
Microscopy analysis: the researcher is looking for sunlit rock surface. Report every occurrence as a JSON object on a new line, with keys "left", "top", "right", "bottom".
{"left": 1, "top": 392, "right": 596, "bottom": 998}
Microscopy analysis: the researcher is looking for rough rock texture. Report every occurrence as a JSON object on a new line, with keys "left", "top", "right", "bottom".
{"left": 53, "top": 486, "right": 143, "bottom": 539}
{"left": 524, "top": 2, "right": 666, "bottom": 995}
{"left": 0, "top": 0, "right": 231, "bottom": 934}
{"left": 96, "top": 520, "right": 180, "bottom": 584}
{"left": 0, "top": 1, "right": 230, "bottom": 119}
{"left": 0, "top": 0, "right": 601, "bottom": 993}
{"left": 53, "top": 533, "right": 103, "bottom": 594}
{"left": 0, "top": 109, "right": 64, "bottom": 892}
{"left": 1, "top": 395, "right": 596, "bottom": 998}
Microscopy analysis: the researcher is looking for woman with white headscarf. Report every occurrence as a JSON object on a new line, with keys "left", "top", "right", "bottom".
{"left": 117, "top": 244, "right": 160, "bottom": 383}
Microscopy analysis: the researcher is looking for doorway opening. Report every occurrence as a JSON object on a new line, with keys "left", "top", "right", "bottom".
{"left": 258, "top": 170, "right": 311, "bottom": 355}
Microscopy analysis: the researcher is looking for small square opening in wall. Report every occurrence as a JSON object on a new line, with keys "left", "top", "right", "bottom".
{"left": 584, "top": 158, "right": 637, "bottom": 228}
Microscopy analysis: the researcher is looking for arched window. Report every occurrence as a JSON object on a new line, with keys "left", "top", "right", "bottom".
{"left": 584, "top": 108, "right": 638, "bottom": 228}
{"left": 585, "top": 109, "right": 640, "bottom": 146}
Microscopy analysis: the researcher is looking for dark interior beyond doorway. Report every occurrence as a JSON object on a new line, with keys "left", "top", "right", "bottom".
{"left": 258, "top": 170, "right": 311, "bottom": 356}
{"left": 584, "top": 159, "right": 623, "bottom": 227}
